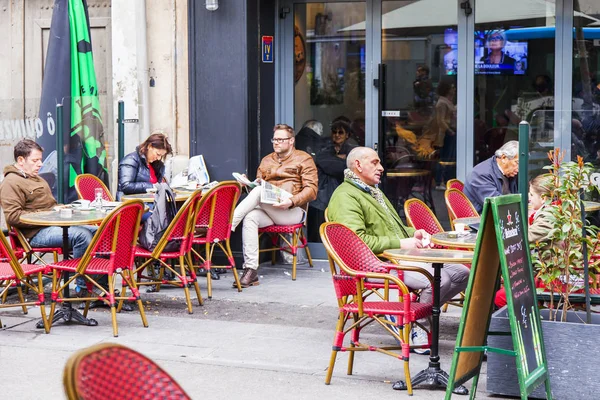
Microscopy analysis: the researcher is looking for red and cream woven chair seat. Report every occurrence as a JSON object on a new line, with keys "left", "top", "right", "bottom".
{"left": 258, "top": 221, "right": 313, "bottom": 280}
{"left": 0, "top": 230, "right": 50, "bottom": 333}
{"left": 75, "top": 173, "right": 115, "bottom": 202}
{"left": 445, "top": 188, "right": 479, "bottom": 230}
{"left": 9, "top": 226, "right": 62, "bottom": 264}
{"left": 63, "top": 343, "right": 190, "bottom": 400}
{"left": 47, "top": 200, "right": 146, "bottom": 337}
{"left": 446, "top": 178, "right": 464, "bottom": 192}
{"left": 320, "top": 222, "right": 434, "bottom": 395}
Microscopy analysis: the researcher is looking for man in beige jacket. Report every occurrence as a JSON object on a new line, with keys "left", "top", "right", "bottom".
{"left": 232, "top": 124, "right": 318, "bottom": 287}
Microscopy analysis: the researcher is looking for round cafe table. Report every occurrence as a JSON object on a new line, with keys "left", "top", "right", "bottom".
{"left": 382, "top": 248, "right": 473, "bottom": 395}
{"left": 431, "top": 232, "right": 478, "bottom": 250}
{"left": 453, "top": 216, "right": 480, "bottom": 226}
{"left": 121, "top": 189, "right": 193, "bottom": 203}
{"left": 20, "top": 208, "right": 107, "bottom": 328}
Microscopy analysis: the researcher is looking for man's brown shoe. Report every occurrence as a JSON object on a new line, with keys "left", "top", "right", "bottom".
{"left": 235, "top": 268, "right": 259, "bottom": 288}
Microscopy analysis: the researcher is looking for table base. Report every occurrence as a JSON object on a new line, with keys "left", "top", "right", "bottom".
{"left": 392, "top": 365, "right": 468, "bottom": 394}
{"left": 35, "top": 303, "right": 98, "bottom": 328}
{"left": 392, "top": 366, "right": 469, "bottom": 395}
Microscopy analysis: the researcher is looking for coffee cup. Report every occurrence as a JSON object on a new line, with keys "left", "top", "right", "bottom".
{"left": 454, "top": 223, "right": 466, "bottom": 232}
{"left": 60, "top": 208, "right": 73, "bottom": 218}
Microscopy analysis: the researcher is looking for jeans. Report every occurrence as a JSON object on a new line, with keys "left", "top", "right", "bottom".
{"left": 30, "top": 225, "right": 98, "bottom": 288}
{"left": 232, "top": 186, "right": 305, "bottom": 270}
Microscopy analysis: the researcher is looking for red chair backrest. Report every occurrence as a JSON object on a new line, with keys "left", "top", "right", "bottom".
{"left": 446, "top": 179, "right": 464, "bottom": 192}
{"left": 79, "top": 201, "right": 144, "bottom": 274}
{"left": 404, "top": 198, "right": 444, "bottom": 235}
{"left": 0, "top": 229, "right": 26, "bottom": 279}
{"left": 320, "top": 222, "right": 393, "bottom": 274}
{"left": 195, "top": 181, "right": 241, "bottom": 242}
{"left": 64, "top": 343, "right": 190, "bottom": 400}
{"left": 75, "top": 174, "right": 114, "bottom": 201}
{"left": 445, "top": 188, "right": 479, "bottom": 221}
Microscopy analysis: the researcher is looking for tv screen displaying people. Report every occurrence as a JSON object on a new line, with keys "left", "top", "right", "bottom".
{"left": 443, "top": 28, "right": 528, "bottom": 76}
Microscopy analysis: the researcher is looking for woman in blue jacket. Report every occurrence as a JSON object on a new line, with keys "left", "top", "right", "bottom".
{"left": 117, "top": 133, "right": 173, "bottom": 200}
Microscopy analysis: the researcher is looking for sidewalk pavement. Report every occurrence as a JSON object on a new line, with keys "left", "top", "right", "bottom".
{"left": 1, "top": 260, "right": 506, "bottom": 399}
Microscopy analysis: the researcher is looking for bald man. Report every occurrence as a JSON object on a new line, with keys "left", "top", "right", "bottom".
{"left": 327, "top": 147, "right": 469, "bottom": 354}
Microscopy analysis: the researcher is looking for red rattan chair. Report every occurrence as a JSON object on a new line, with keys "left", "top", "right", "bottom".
{"left": 8, "top": 225, "right": 62, "bottom": 264}
{"left": 258, "top": 220, "right": 313, "bottom": 281}
{"left": 404, "top": 198, "right": 444, "bottom": 235}
{"left": 446, "top": 178, "right": 464, "bottom": 192}
{"left": 191, "top": 181, "right": 242, "bottom": 298}
{"left": 48, "top": 200, "right": 146, "bottom": 337}
{"left": 320, "top": 222, "right": 433, "bottom": 395}
{"left": 445, "top": 188, "right": 479, "bottom": 230}
{"left": 0, "top": 229, "right": 50, "bottom": 333}
{"left": 75, "top": 173, "right": 114, "bottom": 201}
{"left": 63, "top": 343, "right": 190, "bottom": 400}
{"left": 134, "top": 190, "right": 204, "bottom": 314}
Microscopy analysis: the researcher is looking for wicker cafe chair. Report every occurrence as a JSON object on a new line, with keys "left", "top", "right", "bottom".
{"left": 0, "top": 229, "right": 50, "bottom": 333}
{"left": 191, "top": 181, "right": 242, "bottom": 299}
{"left": 63, "top": 343, "right": 190, "bottom": 400}
{"left": 320, "top": 222, "right": 433, "bottom": 395}
{"left": 134, "top": 189, "right": 204, "bottom": 314}
{"left": 9, "top": 225, "right": 62, "bottom": 264}
{"left": 75, "top": 173, "right": 115, "bottom": 201}
{"left": 258, "top": 218, "right": 313, "bottom": 281}
{"left": 446, "top": 178, "right": 464, "bottom": 192}
{"left": 48, "top": 200, "right": 146, "bottom": 337}
{"left": 404, "top": 198, "right": 444, "bottom": 236}
{"left": 445, "top": 188, "right": 479, "bottom": 230}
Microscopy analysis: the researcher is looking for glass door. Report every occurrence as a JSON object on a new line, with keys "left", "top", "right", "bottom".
{"left": 378, "top": 0, "right": 458, "bottom": 225}
{"left": 287, "top": 1, "right": 367, "bottom": 242}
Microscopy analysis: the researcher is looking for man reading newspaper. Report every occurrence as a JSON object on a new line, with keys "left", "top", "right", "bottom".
{"left": 231, "top": 124, "right": 318, "bottom": 288}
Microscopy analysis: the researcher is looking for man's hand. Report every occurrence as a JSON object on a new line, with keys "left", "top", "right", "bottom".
{"left": 413, "top": 229, "right": 432, "bottom": 248}
{"left": 272, "top": 198, "right": 293, "bottom": 209}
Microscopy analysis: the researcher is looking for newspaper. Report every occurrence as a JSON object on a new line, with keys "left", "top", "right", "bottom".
{"left": 232, "top": 172, "right": 258, "bottom": 189}
{"left": 260, "top": 181, "right": 293, "bottom": 205}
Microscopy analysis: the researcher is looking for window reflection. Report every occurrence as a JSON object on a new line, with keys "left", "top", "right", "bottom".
{"left": 474, "top": 0, "right": 555, "bottom": 180}
{"left": 293, "top": 2, "right": 366, "bottom": 242}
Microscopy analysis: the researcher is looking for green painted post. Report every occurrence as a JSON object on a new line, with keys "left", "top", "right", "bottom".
{"left": 56, "top": 103, "right": 64, "bottom": 204}
{"left": 518, "top": 121, "right": 530, "bottom": 238}
{"left": 118, "top": 100, "right": 125, "bottom": 163}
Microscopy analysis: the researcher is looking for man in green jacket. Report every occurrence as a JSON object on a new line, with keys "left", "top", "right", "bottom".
{"left": 328, "top": 147, "right": 470, "bottom": 353}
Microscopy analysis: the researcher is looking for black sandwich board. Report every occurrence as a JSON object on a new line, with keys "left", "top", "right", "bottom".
{"left": 445, "top": 195, "right": 552, "bottom": 399}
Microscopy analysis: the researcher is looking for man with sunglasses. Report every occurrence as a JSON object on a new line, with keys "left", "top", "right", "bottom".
{"left": 231, "top": 124, "right": 318, "bottom": 287}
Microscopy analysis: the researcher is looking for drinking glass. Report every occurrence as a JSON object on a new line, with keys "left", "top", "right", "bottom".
{"left": 94, "top": 188, "right": 104, "bottom": 210}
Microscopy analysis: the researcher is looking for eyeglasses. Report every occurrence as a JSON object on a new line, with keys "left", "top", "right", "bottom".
{"left": 489, "top": 36, "right": 503, "bottom": 42}
{"left": 271, "top": 137, "right": 292, "bottom": 144}
{"left": 332, "top": 130, "right": 346, "bottom": 136}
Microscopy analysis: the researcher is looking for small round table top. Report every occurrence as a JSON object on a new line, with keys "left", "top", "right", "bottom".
{"left": 387, "top": 169, "right": 430, "bottom": 178}
{"left": 454, "top": 216, "right": 480, "bottom": 226}
{"left": 383, "top": 248, "right": 474, "bottom": 264}
{"left": 438, "top": 161, "right": 456, "bottom": 166}
{"left": 431, "top": 232, "right": 477, "bottom": 250}
{"left": 121, "top": 190, "right": 193, "bottom": 203}
{"left": 20, "top": 209, "right": 106, "bottom": 227}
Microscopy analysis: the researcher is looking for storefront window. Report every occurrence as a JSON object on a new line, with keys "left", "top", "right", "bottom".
{"left": 572, "top": 1, "right": 600, "bottom": 166}
{"left": 293, "top": 2, "right": 366, "bottom": 242}
{"left": 380, "top": 0, "right": 457, "bottom": 221}
{"left": 474, "top": 0, "right": 555, "bottom": 180}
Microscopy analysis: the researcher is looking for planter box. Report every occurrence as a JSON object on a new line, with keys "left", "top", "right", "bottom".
{"left": 487, "top": 306, "right": 600, "bottom": 399}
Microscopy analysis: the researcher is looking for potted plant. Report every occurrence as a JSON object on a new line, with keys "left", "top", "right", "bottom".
{"left": 486, "top": 149, "right": 600, "bottom": 399}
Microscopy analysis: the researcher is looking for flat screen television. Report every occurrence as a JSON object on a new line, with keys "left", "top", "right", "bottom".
{"left": 443, "top": 28, "right": 528, "bottom": 76}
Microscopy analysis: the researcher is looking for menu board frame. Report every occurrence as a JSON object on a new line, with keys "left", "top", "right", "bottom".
{"left": 445, "top": 194, "right": 552, "bottom": 399}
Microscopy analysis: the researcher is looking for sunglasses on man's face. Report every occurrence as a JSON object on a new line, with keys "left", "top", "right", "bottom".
{"left": 332, "top": 130, "right": 346, "bottom": 136}
{"left": 489, "top": 36, "right": 503, "bottom": 42}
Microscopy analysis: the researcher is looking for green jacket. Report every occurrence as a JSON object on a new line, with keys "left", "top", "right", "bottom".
{"left": 327, "top": 179, "right": 415, "bottom": 254}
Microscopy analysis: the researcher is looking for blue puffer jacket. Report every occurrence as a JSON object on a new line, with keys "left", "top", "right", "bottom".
{"left": 117, "top": 147, "right": 165, "bottom": 200}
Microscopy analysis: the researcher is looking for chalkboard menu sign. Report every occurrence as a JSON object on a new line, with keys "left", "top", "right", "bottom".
{"left": 445, "top": 195, "right": 551, "bottom": 399}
